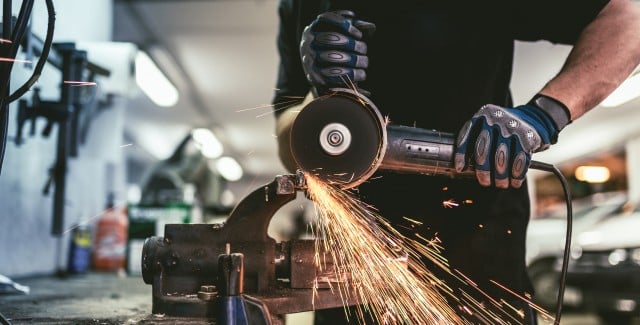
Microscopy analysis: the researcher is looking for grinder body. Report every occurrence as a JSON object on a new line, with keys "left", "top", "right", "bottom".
{"left": 382, "top": 124, "right": 459, "bottom": 177}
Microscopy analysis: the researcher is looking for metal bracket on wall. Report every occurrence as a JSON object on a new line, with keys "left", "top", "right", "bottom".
{"left": 12, "top": 42, "right": 111, "bottom": 236}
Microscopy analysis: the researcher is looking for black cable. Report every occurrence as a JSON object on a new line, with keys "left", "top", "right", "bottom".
{"left": 0, "top": 310, "right": 11, "bottom": 325}
{"left": 0, "top": 0, "right": 54, "bottom": 174}
{"left": 0, "top": 0, "right": 16, "bottom": 176}
{"left": 9, "top": 0, "right": 34, "bottom": 55}
{"left": 0, "top": 0, "right": 35, "bottom": 174}
{"left": 6, "top": 0, "right": 55, "bottom": 103}
{"left": 530, "top": 160, "right": 572, "bottom": 325}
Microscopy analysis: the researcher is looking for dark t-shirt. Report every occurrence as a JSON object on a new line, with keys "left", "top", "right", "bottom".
{"left": 272, "top": 0, "right": 608, "bottom": 302}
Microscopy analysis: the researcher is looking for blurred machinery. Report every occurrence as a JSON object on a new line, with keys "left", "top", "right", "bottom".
{"left": 137, "top": 131, "right": 232, "bottom": 218}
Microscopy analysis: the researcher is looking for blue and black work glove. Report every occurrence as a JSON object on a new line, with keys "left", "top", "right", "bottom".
{"left": 300, "top": 10, "right": 376, "bottom": 96}
{"left": 455, "top": 95, "right": 572, "bottom": 189}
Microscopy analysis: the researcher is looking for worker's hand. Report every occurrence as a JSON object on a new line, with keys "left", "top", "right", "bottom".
{"left": 300, "top": 10, "right": 375, "bottom": 95}
{"left": 454, "top": 95, "right": 571, "bottom": 188}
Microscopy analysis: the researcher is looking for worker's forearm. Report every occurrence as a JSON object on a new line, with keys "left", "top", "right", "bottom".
{"left": 539, "top": 0, "right": 640, "bottom": 120}
{"left": 275, "top": 105, "right": 303, "bottom": 173}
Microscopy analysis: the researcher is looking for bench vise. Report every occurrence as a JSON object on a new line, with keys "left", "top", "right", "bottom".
{"left": 141, "top": 172, "right": 357, "bottom": 324}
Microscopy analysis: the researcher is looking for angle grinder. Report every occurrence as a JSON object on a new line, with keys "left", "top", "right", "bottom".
{"left": 290, "top": 88, "right": 475, "bottom": 189}
{"left": 289, "top": 88, "right": 555, "bottom": 189}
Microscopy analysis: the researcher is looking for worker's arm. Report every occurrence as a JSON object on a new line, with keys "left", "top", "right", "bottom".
{"left": 456, "top": 0, "right": 640, "bottom": 188}
{"left": 275, "top": 100, "right": 308, "bottom": 173}
{"left": 539, "top": 0, "right": 640, "bottom": 119}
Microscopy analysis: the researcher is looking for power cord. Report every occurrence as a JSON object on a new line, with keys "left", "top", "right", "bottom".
{"left": 0, "top": 0, "right": 55, "bottom": 174}
{"left": 6, "top": 0, "right": 55, "bottom": 104}
{"left": 0, "top": 310, "right": 10, "bottom": 325}
{"left": 530, "top": 160, "right": 573, "bottom": 325}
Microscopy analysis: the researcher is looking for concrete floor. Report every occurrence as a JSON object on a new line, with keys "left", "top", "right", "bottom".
{"left": 0, "top": 272, "right": 632, "bottom": 324}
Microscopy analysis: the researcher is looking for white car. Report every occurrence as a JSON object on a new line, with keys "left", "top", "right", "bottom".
{"left": 562, "top": 206, "right": 640, "bottom": 325}
{"left": 525, "top": 191, "right": 628, "bottom": 310}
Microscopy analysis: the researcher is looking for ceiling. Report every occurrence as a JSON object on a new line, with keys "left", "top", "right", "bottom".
{"left": 111, "top": 0, "right": 640, "bottom": 197}
{"left": 113, "top": 0, "right": 286, "bottom": 189}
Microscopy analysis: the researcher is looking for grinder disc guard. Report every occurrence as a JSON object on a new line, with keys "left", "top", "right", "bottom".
{"left": 290, "top": 89, "right": 386, "bottom": 188}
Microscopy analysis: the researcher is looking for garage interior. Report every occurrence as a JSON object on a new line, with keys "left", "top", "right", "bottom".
{"left": 2, "top": 1, "right": 640, "bottom": 324}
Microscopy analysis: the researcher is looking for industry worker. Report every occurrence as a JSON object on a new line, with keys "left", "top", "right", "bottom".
{"left": 271, "top": 0, "right": 640, "bottom": 324}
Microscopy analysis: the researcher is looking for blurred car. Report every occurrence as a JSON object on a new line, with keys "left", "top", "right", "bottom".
{"left": 526, "top": 191, "right": 628, "bottom": 310}
{"left": 560, "top": 204, "right": 640, "bottom": 325}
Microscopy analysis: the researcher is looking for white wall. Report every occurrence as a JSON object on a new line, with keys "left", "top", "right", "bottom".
{"left": 0, "top": 0, "right": 130, "bottom": 277}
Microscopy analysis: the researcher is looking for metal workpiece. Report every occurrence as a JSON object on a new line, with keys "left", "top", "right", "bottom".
{"left": 275, "top": 240, "right": 341, "bottom": 289}
{"left": 274, "top": 171, "right": 306, "bottom": 195}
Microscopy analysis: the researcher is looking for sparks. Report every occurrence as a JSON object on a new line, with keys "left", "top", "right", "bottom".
{"left": 64, "top": 80, "right": 97, "bottom": 87}
{"left": 490, "top": 279, "right": 553, "bottom": 319}
{"left": 442, "top": 199, "right": 459, "bottom": 208}
{"left": 0, "top": 57, "right": 31, "bottom": 63}
{"left": 402, "top": 217, "right": 423, "bottom": 225}
{"left": 235, "top": 103, "right": 276, "bottom": 113}
{"left": 305, "top": 174, "right": 534, "bottom": 324}
{"left": 305, "top": 175, "right": 465, "bottom": 324}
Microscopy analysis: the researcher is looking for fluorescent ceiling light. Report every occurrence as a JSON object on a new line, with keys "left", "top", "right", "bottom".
{"left": 191, "top": 128, "right": 223, "bottom": 159}
{"left": 213, "top": 156, "right": 243, "bottom": 181}
{"left": 135, "top": 51, "right": 179, "bottom": 107}
{"left": 600, "top": 71, "right": 640, "bottom": 107}
{"left": 575, "top": 166, "right": 610, "bottom": 183}
{"left": 127, "top": 184, "right": 141, "bottom": 205}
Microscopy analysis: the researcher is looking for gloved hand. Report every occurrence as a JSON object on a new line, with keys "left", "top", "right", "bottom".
{"left": 300, "top": 10, "right": 376, "bottom": 95}
{"left": 454, "top": 95, "right": 571, "bottom": 188}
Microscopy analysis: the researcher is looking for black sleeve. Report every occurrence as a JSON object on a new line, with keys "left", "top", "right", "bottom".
{"left": 508, "top": 0, "right": 610, "bottom": 44}
{"left": 271, "top": 0, "right": 315, "bottom": 117}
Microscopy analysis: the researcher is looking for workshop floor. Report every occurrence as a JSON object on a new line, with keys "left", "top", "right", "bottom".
{"left": 0, "top": 272, "right": 312, "bottom": 325}
{"left": 0, "top": 272, "right": 628, "bottom": 325}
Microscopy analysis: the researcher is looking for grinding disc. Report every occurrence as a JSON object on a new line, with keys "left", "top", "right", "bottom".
{"left": 290, "top": 89, "right": 386, "bottom": 188}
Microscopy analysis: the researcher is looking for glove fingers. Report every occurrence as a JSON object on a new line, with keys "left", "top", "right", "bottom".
{"left": 473, "top": 125, "right": 493, "bottom": 187}
{"left": 312, "top": 32, "right": 368, "bottom": 54}
{"left": 493, "top": 136, "right": 511, "bottom": 189}
{"left": 510, "top": 141, "right": 530, "bottom": 189}
{"left": 455, "top": 118, "right": 478, "bottom": 173}
{"left": 301, "top": 53, "right": 325, "bottom": 86}
{"left": 320, "top": 67, "right": 366, "bottom": 85}
{"left": 332, "top": 10, "right": 355, "bottom": 18}
{"left": 353, "top": 19, "right": 376, "bottom": 38}
{"left": 316, "top": 50, "right": 368, "bottom": 68}
{"left": 314, "top": 12, "right": 364, "bottom": 39}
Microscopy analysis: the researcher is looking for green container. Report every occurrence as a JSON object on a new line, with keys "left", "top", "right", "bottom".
{"left": 126, "top": 203, "right": 191, "bottom": 275}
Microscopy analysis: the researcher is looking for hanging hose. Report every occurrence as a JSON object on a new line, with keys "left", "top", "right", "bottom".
{"left": 530, "top": 160, "right": 573, "bottom": 325}
{"left": 0, "top": 0, "right": 55, "bottom": 174}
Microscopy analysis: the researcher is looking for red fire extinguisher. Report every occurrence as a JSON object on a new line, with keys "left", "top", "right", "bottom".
{"left": 92, "top": 194, "right": 128, "bottom": 272}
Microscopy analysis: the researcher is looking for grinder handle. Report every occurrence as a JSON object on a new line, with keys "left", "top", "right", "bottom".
{"left": 379, "top": 124, "right": 466, "bottom": 177}
{"left": 380, "top": 124, "right": 548, "bottom": 177}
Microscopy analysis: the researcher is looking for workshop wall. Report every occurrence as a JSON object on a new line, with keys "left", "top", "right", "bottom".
{"left": 0, "top": 0, "right": 122, "bottom": 277}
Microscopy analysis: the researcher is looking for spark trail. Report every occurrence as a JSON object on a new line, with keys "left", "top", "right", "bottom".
{"left": 305, "top": 175, "right": 465, "bottom": 324}
{"left": 305, "top": 175, "right": 550, "bottom": 324}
